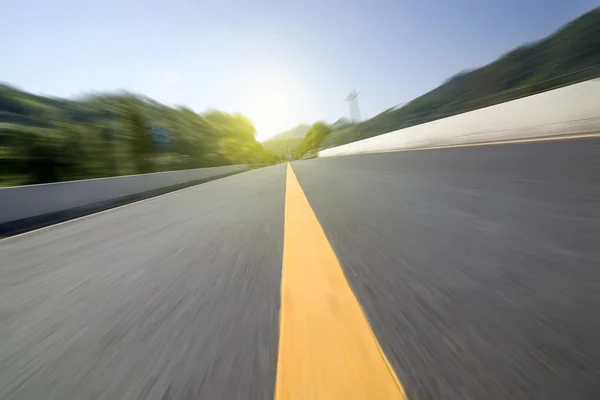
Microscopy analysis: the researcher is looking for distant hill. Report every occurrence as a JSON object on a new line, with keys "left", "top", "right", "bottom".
{"left": 262, "top": 124, "right": 311, "bottom": 158}
{"left": 323, "top": 7, "right": 600, "bottom": 148}
{"left": 264, "top": 124, "right": 310, "bottom": 142}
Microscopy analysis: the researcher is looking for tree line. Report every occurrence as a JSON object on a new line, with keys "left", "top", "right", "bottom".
{"left": 0, "top": 86, "right": 278, "bottom": 186}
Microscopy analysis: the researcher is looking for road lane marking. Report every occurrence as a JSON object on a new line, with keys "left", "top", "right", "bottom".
{"left": 275, "top": 163, "right": 407, "bottom": 399}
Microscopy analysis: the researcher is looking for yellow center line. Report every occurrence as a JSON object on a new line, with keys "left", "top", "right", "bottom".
{"left": 275, "top": 163, "right": 407, "bottom": 399}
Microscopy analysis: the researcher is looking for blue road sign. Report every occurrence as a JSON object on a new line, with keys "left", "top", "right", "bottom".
{"left": 151, "top": 126, "right": 171, "bottom": 149}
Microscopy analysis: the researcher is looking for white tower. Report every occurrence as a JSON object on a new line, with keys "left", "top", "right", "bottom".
{"left": 345, "top": 90, "right": 361, "bottom": 122}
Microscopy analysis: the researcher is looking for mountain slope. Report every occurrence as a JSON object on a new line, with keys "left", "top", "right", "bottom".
{"left": 262, "top": 124, "right": 311, "bottom": 158}
{"left": 263, "top": 124, "right": 310, "bottom": 142}
{"left": 323, "top": 7, "right": 600, "bottom": 148}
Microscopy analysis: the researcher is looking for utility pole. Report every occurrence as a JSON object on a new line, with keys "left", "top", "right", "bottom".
{"left": 345, "top": 90, "right": 361, "bottom": 122}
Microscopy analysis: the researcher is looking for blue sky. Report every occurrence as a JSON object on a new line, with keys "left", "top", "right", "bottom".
{"left": 2, "top": 0, "right": 598, "bottom": 140}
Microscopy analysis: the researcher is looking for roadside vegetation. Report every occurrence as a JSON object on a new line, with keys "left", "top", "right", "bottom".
{"left": 295, "top": 122, "right": 332, "bottom": 159}
{"left": 0, "top": 87, "right": 278, "bottom": 186}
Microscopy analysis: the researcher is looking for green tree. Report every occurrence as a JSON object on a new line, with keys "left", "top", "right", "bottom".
{"left": 299, "top": 122, "right": 332, "bottom": 156}
{"left": 0, "top": 85, "right": 279, "bottom": 186}
{"left": 122, "top": 101, "right": 154, "bottom": 174}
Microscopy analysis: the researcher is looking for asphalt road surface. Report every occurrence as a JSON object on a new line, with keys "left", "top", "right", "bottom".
{"left": 1, "top": 137, "right": 599, "bottom": 399}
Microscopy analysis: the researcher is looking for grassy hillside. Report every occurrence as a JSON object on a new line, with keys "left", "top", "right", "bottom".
{"left": 323, "top": 7, "right": 600, "bottom": 148}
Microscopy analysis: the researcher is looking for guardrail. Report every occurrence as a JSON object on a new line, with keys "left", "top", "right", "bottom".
{"left": 319, "top": 78, "right": 600, "bottom": 157}
{"left": 0, "top": 165, "right": 248, "bottom": 236}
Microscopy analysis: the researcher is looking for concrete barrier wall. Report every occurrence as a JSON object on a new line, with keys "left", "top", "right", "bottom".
{"left": 320, "top": 78, "right": 600, "bottom": 157}
{"left": 0, "top": 165, "right": 247, "bottom": 225}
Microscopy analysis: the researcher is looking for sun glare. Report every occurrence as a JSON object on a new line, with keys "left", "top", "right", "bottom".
{"left": 242, "top": 72, "right": 296, "bottom": 140}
